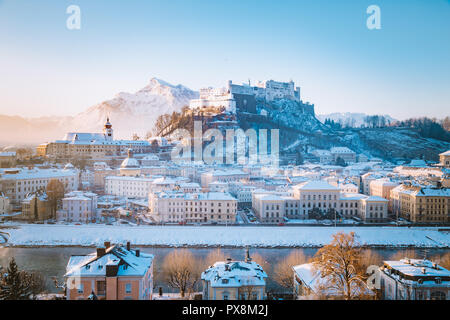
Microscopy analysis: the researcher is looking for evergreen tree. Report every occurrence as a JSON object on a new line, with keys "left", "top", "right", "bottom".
{"left": 0, "top": 258, "right": 30, "bottom": 300}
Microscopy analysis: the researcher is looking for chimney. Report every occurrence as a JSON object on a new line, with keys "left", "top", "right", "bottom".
{"left": 104, "top": 241, "right": 111, "bottom": 249}
{"left": 97, "top": 247, "right": 106, "bottom": 257}
{"left": 135, "top": 249, "right": 140, "bottom": 257}
{"left": 126, "top": 241, "right": 131, "bottom": 251}
{"left": 245, "top": 247, "right": 252, "bottom": 263}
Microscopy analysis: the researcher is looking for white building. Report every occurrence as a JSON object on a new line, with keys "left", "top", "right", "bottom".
{"left": 228, "top": 183, "right": 256, "bottom": 208}
{"left": 330, "top": 147, "right": 356, "bottom": 164}
{"left": 250, "top": 180, "right": 390, "bottom": 223}
{"left": 0, "top": 167, "right": 79, "bottom": 205}
{"left": 177, "top": 182, "right": 201, "bottom": 193}
{"left": 200, "top": 169, "right": 249, "bottom": 188}
{"left": 312, "top": 149, "right": 333, "bottom": 164}
{"left": 149, "top": 191, "right": 237, "bottom": 224}
{"left": 140, "top": 154, "right": 160, "bottom": 166}
{"left": 339, "top": 182, "right": 359, "bottom": 194}
{"left": 105, "top": 176, "right": 155, "bottom": 199}
{"left": 58, "top": 191, "right": 98, "bottom": 223}
{"left": 208, "top": 181, "right": 229, "bottom": 193}
{"left": 380, "top": 258, "right": 450, "bottom": 300}
{"left": 292, "top": 180, "right": 341, "bottom": 216}
{"left": 361, "top": 172, "right": 384, "bottom": 195}
{"left": 359, "top": 195, "right": 389, "bottom": 223}
{"left": 252, "top": 193, "right": 286, "bottom": 223}
{"left": 201, "top": 255, "right": 268, "bottom": 300}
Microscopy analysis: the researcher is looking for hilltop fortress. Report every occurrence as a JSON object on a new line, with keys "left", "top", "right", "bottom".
{"left": 189, "top": 79, "right": 315, "bottom": 116}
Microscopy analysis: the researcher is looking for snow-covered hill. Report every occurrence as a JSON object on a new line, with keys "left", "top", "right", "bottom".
{"left": 317, "top": 112, "right": 397, "bottom": 128}
{"left": 69, "top": 78, "right": 198, "bottom": 139}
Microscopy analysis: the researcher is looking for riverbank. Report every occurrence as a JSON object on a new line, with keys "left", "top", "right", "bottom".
{"left": 2, "top": 224, "right": 449, "bottom": 248}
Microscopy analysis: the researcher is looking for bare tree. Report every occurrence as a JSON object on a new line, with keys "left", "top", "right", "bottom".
{"left": 251, "top": 252, "right": 271, "bottom": 274}
{"left": 359, "top": 249, "right": 383, "bottom": 272}
{"left": 273, "top": 249, "right": 308, "bottom": 289}
{"left": 432, "top": 252, "right": 450, "bottom": 270}
{"left": 46, "top": 179, "right": 65, "bottom": 220}
{"left": 203, "top": 248, "right": 226, "bottom": 269}
{"left": 311, "top": 232, "right": 369, "bottom": 300}
{"left": 389, "top": 249, "right": 418, "bottom": 261}
{"left": 162, "top": 249, "right": 201, "bottom": 298}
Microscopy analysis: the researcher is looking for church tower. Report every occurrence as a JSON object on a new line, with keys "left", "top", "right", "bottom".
{"left": 103, "top": 117, "right": 114, "bottom": 141}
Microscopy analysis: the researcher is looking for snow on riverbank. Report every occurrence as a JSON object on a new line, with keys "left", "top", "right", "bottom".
{"left": 2, "top": 224, "right": 450, "bottom": 248}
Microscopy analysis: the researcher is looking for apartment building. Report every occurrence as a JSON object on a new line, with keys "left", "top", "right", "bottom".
{"left": 65, "top": 242, "right": 153, "bottom": 300}
{"left": 149, "top": 191, "right": 237, "bottom": 224}
{"left": 105, "top": 176, "right": 155, "bottom": 198}
{"left": 370, "top": 179, "right": 399, "bottom": 212}
{"left": 0, "top": 167, "right": 78, "bottom": 205}
{"left": 359, "top": 196, "right": 389, "bottom": 223}
{"left": 391, "top": 184, "right": 450, "bottom": 223}
{"left": 293, "top": 180, "right": 340, "bottom": 216}
{"left": 58, "top": 191, "right": 99, "bottom": 223}
{"left": 330, "top": 147, "right": 356, "bottom": 164}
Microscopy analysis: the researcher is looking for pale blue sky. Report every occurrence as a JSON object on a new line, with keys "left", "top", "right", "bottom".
{"left": 0, "top": 0, "right": 449, "bottom": 119}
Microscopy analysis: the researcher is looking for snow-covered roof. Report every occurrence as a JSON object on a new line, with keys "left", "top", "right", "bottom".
{"left": 330, "top": 147, "right": 355, "bottom": 154}
{"left": 0, "top": 168, "right": 77, "bottom": 180}
{"left": 65, "top": 244, "right": 153, "bottom": 277}
{"left": 363, "top": 195, "right": 389, "bottom": 202}
{"left": 295, "top": 180, "right": 340, "bottom": 191}
{"left": 383, "top": 259, "right": 450, "bottom": 279}
{"left": 439, "top": 150, "right": 450, "bottom": 156}
{"left": 121, "top": 157, "right": 140, "bottom": 168}
{"left": 201, "top": 260, "right": 267, "bottom": 288}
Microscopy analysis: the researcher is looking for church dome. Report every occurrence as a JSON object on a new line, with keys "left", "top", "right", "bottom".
{"left": 120, "top": 149, "right": 139, "bottom": 168}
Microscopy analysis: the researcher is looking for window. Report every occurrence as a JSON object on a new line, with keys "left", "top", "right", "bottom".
{"left": 125, "top": 283, "right": 132, "bottom": 294}
{"left": 77, "top": 283, "right": 84, "bottom": 294}
{"left": 97, "top": 281, "right": 106, "bottom": 295}
{"left": 430, "top": 291, "right": 446, "bottom": 300}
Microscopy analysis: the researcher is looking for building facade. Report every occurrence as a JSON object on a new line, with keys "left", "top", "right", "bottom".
{"left": 149, "top": 191, "right": 237, "bottom": 224}
{"left": 58, "top": 191, "right": 99, "bottom": 223}
{"left": 65, "top": 242, "right": 153, "bottom": 300}
{"left": 0, "top": 167, "right": 78, "bottom": 205}
{"left": 391, "top": 184, "right": 450, "bottom": 223}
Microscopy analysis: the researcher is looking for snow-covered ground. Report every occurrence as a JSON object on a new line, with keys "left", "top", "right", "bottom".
{"left": 2, "top": 224, "right": 449, "bottom": 248}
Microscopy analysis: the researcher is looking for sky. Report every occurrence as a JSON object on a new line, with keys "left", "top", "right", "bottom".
{"left": 0, "top": 0, "right": 449, "bottom": 119}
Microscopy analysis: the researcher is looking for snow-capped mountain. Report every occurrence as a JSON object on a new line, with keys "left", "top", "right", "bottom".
{"left": 0, "top": 78, "right": 198, "bottom": 145}
{"left": 316, "top": 112, "right": 397, "bottom": 128}
{"left": 69, "top": 78, "right": 198, "bottom": 139}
